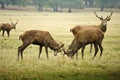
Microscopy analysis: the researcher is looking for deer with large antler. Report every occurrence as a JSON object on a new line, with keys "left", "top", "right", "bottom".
{"left": 94, "top": 11, "right": 113, "bottom": 33}
{"left": 70, "top": 11, "right": 113, "bottom": 35}
{"left": 0, "top": 19, "right": 18, "bottom": 37}
{"left": 69, "top": 11, "right": 113, "bottom": 58}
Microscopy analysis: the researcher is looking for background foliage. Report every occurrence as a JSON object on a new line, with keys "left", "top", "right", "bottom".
{"left": 0, "top": 0, "right": 120, "bottom": 11}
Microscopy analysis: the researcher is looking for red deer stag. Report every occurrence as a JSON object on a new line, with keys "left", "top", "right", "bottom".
{"left": 18, "top": 30, "right": 64, "bottom": 60}
{"left": 64, "top": 28, "right": 104, "bottom": 60}
{"left": 0, "top": 19, "right": 18, "bottom": 37}
{"left": 70, "top": 11, "right": 113, "bottom": 54}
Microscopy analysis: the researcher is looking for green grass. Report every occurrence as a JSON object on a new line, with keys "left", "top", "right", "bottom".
{"left": 0, "top": 10, "right": 120, "bottom": 80}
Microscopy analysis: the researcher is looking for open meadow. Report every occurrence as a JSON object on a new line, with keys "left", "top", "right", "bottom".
{"left": 0, "top": 10, "right": 120, "bottom": 80}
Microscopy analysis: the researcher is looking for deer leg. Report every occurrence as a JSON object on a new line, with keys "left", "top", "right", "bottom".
{"left": 81, "top": 44, "right": 85, "bottom": 59}
{"left": 45, "top": 46, "right": 49, "bottom": 59}
{"left": 17, "top": 47, "right": 20, "bottom": 60}
{"left": 90, "top": 44, "right": 92, "bottom": 53}
{"left": 76, "top": 52, "right": 78, "bottom": 59}
{"left": 98, "top": 44, "right": 103, "bottom": 60}
{"left": 2, "top": 30, "right": 5, "bottom": 37}
{"left": 38, "top": 46, "right": 43, "bottom": 59}
{"left": 21, "top": 51, "right": 23, "bottom": 60}
{"left": 18, "top": 46, "right": 23, "bottom": 60}
{"left": 93, "top": 43, "right": 99, "bottom": 60}
{"left": 6, "top": 31, "right": 10, "bottom": 37}
{"left": 18, "top": 43, "right": 31, "bottom": 60}
{"left": 18, "top": 46, "right": 22, "bottom": 60}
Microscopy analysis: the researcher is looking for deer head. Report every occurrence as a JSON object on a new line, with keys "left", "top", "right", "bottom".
{"left": 94, "top": 11, "right": 113, "bottom": 26}
{"left": 10, "top": 19, "right": 18, "bottom": 29}
{"left": 94, "top": 11, "right": 113, "bottom": 32}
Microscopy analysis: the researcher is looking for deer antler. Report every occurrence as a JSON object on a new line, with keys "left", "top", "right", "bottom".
{"left": 94, "top": 12, "right": 103, "bottom": 20}
{"left": 10, "top": 19, "right": 18, "bottom": 25}
{"left": 10, "top": 19, "right": 13, "bottom": 24}
{"left": 16, "top": 19, "right": 18, "bottom": 24}
{"left": 106, "top": 11, "right": 113, "bottom": 19}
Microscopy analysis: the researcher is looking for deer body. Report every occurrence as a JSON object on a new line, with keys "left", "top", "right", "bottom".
{"left": 0, "top": 19, "right": 18, "bottom": 37}
{"left": 18, "top": 30, "right": 64, "bottom": 60}
{"left": 70, "top": 12, "right": 113, "bottom": 57}
{"left": 64, "top": 28, "right": 104, "bottom": 59}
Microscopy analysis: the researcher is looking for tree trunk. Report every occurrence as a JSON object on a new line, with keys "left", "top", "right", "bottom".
{"left": 89, "top": 0, "right": 93, "bottom": 7}
{"left": 38, "top": 4, "right": 43, "bottom": 11}
{"left": 85, "top": 0, "right": 88, "bottom": 7}
{"left": 100, "top": 3, "right": 105, "bottom": 11}
{"left": 55, "top": 6, "right": 58, "bottom": 12}
{"left": 53, "top": 5, "right": 58, "bottom": 12}
{"left": 68, "top": 7, "right": 72, "bottom": 13}
{"left": 53, "top": 7, "right": 55, "bottom": 12}
{"left": 100, "top": 6, "right": 104, "bottom": 11}
{"left": 0, "top": 1, "right": 5, "bottom": 9}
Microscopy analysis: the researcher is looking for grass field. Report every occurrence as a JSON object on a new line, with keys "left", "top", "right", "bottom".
{"left": 0, "top": 10, "right": 120, "bottom": 80}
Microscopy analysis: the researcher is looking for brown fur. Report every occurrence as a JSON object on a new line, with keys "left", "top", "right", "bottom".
{"left": 64, "top": 28, "right": 104, "bottom": 59}
{"left": 18, "top": 30, "right": 64, "bottom": 60}
{"left": 0, "top": 19, "right": 18, "bottom": 37}
{"left": 70, "top": 12, "right": 113, "bottom": 54}
{"left": 70, "top": 25, "right": 99, "bottom": 37}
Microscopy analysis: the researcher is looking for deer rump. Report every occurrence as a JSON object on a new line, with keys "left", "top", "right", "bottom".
{"left": 18, "top": 30, "right": 64, "bottom": 60}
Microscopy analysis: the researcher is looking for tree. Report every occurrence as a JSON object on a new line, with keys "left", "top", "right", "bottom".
{"left": 10, "top": 0, "right": 27, "bottom": 7}
{"left": 108, "top": 0, "right": 120, "bottom": 8}
{"left": 94, "top": 0, "right": 107, "bottom": 11}
{"left": 85, "top": 0, "right": 93, "bottom": 7}
{"left": 47, "top": 0, "right": 61, "bottom": 12}
{"left": 0, "top": 0, "right": 11, "bottom": 9}
{"left": 61, "top": 0, "right": 84, "bottom": 12}
{"left": 94, "top": 0, "right": 120, "bottom": 11}
{"left": 0, "top": 0, "right": 27, "bottom": 9}
{"left": 33, "top": 0, "right": 47, "bottom": 11}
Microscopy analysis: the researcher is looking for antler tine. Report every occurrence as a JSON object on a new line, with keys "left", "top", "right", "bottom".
{"left": 94, "top": 12, "right": 99, "bottom": 18}
{"left": 94, "top": 11, "right": 103, "bottom": 20}
{"left": 106, "top": 11, "right": 113, "bottom": 19}
{"left": 109, "top": 11, "right": 113, "bottom": 17}
{"left": 16, "top": 19, "right": 18, "bottom": 24}
{"left": 10, "top": 19, "right": 13, "bottom": 24}
{"left": 101, "top": 16, "right": 103, "bottom": 19}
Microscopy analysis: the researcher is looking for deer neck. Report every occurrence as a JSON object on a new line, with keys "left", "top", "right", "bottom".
{"left": 98, "top": 23, "right": 107, "bottom": 33}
